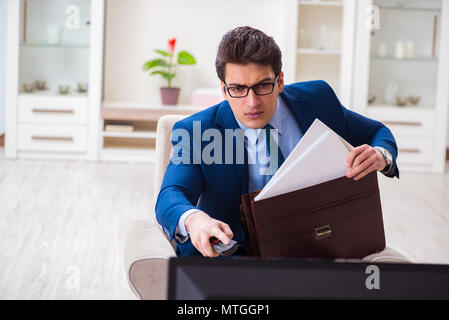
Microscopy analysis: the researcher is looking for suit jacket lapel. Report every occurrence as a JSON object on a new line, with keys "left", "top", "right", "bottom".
{"left": 280, "top": 87, "right": 314, "bottom": 134}
{"left": 215, "top": 101, "right": 249, "bottom": 194}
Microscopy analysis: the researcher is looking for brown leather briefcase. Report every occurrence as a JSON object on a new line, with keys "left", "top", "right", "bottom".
{"left": 240, "top": 172, "right": 386, "bottom": 259}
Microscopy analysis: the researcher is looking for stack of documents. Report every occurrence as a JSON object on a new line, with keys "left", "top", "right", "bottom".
{"left": 255, "top": 119, "right": 354, "bottom": 201}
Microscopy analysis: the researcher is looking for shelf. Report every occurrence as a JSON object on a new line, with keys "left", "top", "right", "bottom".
{"left": 19, "top": 91, "right": 89, "bottom": 98}
{"left": 101, "top": 103, "right": 206, "bottom": 122}
{"left": 101, "top": 136, "right": 156, "bottom": 162}
{"left": 297, "top": 48, "right": 341, "bottom": 55}
{"left": 20, "top": 43, "right": 90, "bottom": 49}
{"left": 102, "top": 101, "right": 205, "bottom": 111}
{"left": 367, "top": 104, "right": 434, "bottom": 111}
{"left": 102, "top": 130, "right": 157, "bottom": 139}
{"left": 100, "top": 103, "right": 205, "bottom": 163}
{"left": 371, "top": 56, "right": 438, "bottom": 62}
{"left": 298, "top": 0, "right": 343, "bottom": 7}
{"left": 100, "top": 147, "right": 156, "bottom": 163}
{"left": 377, "top": 5, "right": 441, "bottom": 13}
{"left": 103, "top": 136, "right": 155, "bottom": 149}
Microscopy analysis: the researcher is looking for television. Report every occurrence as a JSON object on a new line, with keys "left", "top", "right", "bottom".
{"left": 168, "top": 256, "right": 449, "bottom": 300}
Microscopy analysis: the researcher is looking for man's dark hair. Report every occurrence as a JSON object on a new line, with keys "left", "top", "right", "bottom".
{"left": 215, "top": 26, "right": 282, "bottom": 82}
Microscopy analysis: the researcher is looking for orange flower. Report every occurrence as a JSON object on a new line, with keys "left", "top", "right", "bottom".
{"left": 168, "top": 38, "right": 176, "bottom": 53}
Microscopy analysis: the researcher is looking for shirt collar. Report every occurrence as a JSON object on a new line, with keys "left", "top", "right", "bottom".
{"left": 269, "top": 96, "right": 284, "bottom": 135}
{"left": 235, "top": 96, "right": 284, "bottom": 145}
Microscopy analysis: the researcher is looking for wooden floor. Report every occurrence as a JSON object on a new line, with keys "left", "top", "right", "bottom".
{"left": 0, "top": 149, "right": 152, "bottom": 299}
{"left": 0, "top": 148, "right": 448, "bottom": 299}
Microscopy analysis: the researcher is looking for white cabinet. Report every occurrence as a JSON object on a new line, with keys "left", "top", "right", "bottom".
{"left": 286, "top": 0, "right": 357, "bottom": 107}
{"left": 5, "top": 0, "right": 104, "bottom": 160}
{"left": 17, "top": 124, "right": 88, "bottom": 153}
{"left": 18, "top": 94, "right": 88, "bottom": 125}
{"left": 352, "top": 0, "right": 449, "bottom": 173}
{"left": 16, "top": 93, "right": 89, "bottom": 154}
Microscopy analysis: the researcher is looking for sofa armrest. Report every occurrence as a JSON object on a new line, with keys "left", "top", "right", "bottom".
{"left": 334, "top": 246, "right": 410, "bottom": 264}
{"left": 361, "top": 246, "right": 410, "bottom": 263}
{"left": 124, "top": 219, "right": 177, "bottom": 300}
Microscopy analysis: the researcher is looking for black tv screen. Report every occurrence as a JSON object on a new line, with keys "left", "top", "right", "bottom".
{"left": 168, "top": 257, "right": 449, "bottom": 300}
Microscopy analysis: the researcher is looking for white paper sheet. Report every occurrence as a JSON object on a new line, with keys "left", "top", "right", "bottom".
{"left": 254, "top": 119, "right": 354, "bottom": 201}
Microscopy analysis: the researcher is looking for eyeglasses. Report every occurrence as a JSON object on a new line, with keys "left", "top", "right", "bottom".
{"left": 224, "top": 75, "right": 279, "bottom": 98}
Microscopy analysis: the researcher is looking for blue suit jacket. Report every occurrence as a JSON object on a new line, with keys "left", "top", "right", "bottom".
{"left": 155, "top": 80, "right": 399, "bottom": 256}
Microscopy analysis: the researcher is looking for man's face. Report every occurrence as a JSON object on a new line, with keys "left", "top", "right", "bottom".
{"left": 221, "top": 63, "right": 284, "bottom": 129}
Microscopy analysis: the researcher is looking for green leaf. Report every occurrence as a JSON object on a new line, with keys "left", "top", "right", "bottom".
{"left": 142, "top": 59, "right": 168, "bottom": 71}
{"left": 151, "top": 70, "right": 176, "bottom": 80}
{"left": 154, "top": 49, "right": 172, "bottom": 57}
{"left": 177, "top": 51, "right": 196, "bottom": 65}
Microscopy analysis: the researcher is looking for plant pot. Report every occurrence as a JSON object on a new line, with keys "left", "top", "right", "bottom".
{"left": 160, "top": 87, "right": 180, "bottom": 105}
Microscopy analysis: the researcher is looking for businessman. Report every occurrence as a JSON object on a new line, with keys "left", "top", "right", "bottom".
{"left": 155, "top": 26, "right": 398, "bottom": 257}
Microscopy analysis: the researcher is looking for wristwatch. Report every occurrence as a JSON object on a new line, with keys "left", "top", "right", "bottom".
{"left": 374, "top": 146, "right": 393, "bottom": 170}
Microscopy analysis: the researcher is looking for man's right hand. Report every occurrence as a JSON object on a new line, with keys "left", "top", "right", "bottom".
{"left": 185, "top": 211, "right": 234, "bottom": 257}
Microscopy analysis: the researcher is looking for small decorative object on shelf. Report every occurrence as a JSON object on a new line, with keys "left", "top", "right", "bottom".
{"left": 47, "top": 25, "right": 63, "bottom": 45}
{"left": 35, "top": 80, "right": 47, "bottom": 90}
{"left": 395, "top": 41, "right": 405, "bottom": 59}
{"left": 406, "top": 40, "right": 415, "bottom": 59}
{"left": 383, "top": 81, "right": 399, "bottom": 104}
{"left": 77, "top": 83, "right": 88, "bottom": 93}
{"left": 408, "top": 96, "right": 420, "bottom": 105}
{"left": 58, "top": 85, "right": 70, "bottom": 95}
{"left": 395, "top": 96, "right": 408, "bottom": 107}
{"left": 377, "top": 43, "right": 387, "bottom": 57}
{"left": 105, "top": 122, "right": 134, "bottom": 132}
{"left": 143, "top": 38, "right": 196, "bottom": 105}
{"left": 23, "top": 83, "right": 34, "bottom": 93}
{"left": 367, "top": 94, "right": 376, "bottom": 105}
{"left": 191, "top": 88, "right": 223, "bottom": 107}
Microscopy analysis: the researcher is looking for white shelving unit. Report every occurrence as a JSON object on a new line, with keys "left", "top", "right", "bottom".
{"left": 352, "top": 0, "right": 449, "bottom": 173}
{"left": 296, "top": 48, "right": 341, "bottom": 55}
{"left": 5, "top": 0, "right": 104, "bottom": 161}
{"left": 298, "top": 0, "right": 344, "bottom": 7}
{"left": 286, "top": 0, "right": 357, "bottom": 107}
{"left": 102, "top": 131, "right": 157, "bottom": 139}
{"left": 100, "top": 102, "right": 206, "bottom": 163}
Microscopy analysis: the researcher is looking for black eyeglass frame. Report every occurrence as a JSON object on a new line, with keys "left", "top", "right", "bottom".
{"left": 223, "top": 74, "right": 280, "bottom": 98}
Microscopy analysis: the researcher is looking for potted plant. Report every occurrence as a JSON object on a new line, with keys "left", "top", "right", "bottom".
{"left": 143, "top": 38, "right": 196, "bottom": 105}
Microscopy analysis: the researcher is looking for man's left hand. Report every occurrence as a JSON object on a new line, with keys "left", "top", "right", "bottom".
{"left": 346, "top": 144, "right": 387, "bottom": 180}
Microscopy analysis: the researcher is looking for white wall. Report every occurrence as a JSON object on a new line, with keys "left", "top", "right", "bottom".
{"left": 103, "top": 0, "right": 291, "bottom": 105}
{"left": 0, "top": 0, "right": 6, "bottom": 135}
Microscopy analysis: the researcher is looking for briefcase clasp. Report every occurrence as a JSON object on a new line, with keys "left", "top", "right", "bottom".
{"left": 315, "top": 225, "right": 332, "bottom": 240}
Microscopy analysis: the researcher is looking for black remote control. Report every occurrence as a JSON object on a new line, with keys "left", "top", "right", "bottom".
{"left": 210, "top": 237, "right": 238, "bottom": 256}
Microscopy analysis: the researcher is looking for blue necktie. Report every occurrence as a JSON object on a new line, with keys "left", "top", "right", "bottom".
{"left": 263, "top": 124, "right": 285, "bottom": 176}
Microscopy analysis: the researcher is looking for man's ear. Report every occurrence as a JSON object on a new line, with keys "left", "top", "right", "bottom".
{"left": 220, "top": 81, "right": 228, "bottom": 100}
{"left": 278, "top": 71, "right": 285, "bottom": 93}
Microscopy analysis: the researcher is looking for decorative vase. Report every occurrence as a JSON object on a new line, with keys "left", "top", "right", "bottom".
{"left": 383, "top": 81, "right": 398, "bottom": 105}
{"left": 160, "top": 87, "right": 180, "bottom": 105}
